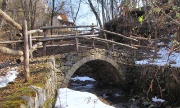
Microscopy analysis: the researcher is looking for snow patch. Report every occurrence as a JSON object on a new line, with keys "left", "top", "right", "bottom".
{"left": 55, "top": 88, "right": 114, "bottom": 108}
{"left": 0, "top": 67, "right": 18, "bottom": 88}
{"left": 152, "top": 96, "right": 165, "bottom": 103}
{"left": 136, "top": 47, "right": 180, "bottom": 67}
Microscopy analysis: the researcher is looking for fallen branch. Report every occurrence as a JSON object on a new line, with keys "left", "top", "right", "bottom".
{"left": 0, "top": 46, "right": 23, "bottom": 56}
{"left": 28, "top": 29, "right": 43, "bottom": 35}
{"left": 0, "top": 9, "right": 22, "bottom": 30}
{"left": 29, "top": 42, "right": 42, "bottom": 54}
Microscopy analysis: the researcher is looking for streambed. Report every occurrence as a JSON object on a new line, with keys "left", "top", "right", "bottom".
{"left": 69, "top": 76, "right": 141, "bottom": 108}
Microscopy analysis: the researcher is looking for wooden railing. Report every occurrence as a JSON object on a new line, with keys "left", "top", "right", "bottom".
{"left": 0, "top": 9, "right": 151, "bottom": 82}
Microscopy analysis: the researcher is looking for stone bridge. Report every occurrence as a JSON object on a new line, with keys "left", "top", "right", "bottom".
{"left": 53, "top": 48, "right": 134, "bottom": 88}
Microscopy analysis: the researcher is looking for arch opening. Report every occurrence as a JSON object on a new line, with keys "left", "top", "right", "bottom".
{"left": 67, "top": 59, "right": 129, "bottom": 105}
{"left": 69, "top": 60, "right": 124, "bottom": 88}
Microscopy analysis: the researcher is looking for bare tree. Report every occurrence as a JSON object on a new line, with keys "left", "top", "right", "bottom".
{"left": 0, "top": 0, "right": 7, "bottom": 31}
{"left": 87, "top": 0, "right": 103, "bottom": 28}
{"left": 69, "top": 0, "right": 82, "bottom": 23}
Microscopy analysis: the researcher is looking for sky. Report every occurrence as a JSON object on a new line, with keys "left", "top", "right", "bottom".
{"left": 67, "top": 0, "right": 97, "bottom": 25}
{"left": 71, "top": 0, "right": 144, "bottom": 26}
{"left": 49, "top": 0, "right": 144, "bottom": 26}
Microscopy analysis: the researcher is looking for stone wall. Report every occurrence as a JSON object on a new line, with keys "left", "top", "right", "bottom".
{"left": 21, "top": 56, "right": 57, "bottom": 108}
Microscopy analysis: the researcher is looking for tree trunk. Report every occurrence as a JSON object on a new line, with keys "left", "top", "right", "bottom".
{"left": 73, "top": 0, "right": 82, "bottom": 23}
{"left": 111, "top": 0, "right": 114, "bottom": 19}
{"left": 0, "top": 0, "right": 7, "bottom": 31}
{"left": 88, "top": 0, "right": 103, "bottom": 28}
{"left": 51, "top": 0, "right": 55, "bottom": 35}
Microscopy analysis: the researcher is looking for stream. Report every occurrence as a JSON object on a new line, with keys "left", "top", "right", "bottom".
{"left": 69, "top": 76, "right": 141, "bottom": 108}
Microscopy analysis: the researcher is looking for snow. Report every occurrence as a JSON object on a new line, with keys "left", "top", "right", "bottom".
{"left": 71, "top": 76, "right": 96, "bottom": 82}
{"left": 0, "top": 68, "right": 18, "bottom": 88}
{"left": 152, "top": 96, "right": 165, "bottom": 103}
{"left": 136, "top": 46, "right": 180, "bottom": 67}
{"left": 55, "top": 88, "right": 114, "bottom": 108}
{"left": 114, "top": 93, "right": 121, "bottom": 97}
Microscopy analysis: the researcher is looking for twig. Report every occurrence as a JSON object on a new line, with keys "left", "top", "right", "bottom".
{"left": 155, "top": 76, "right": 163, "bottom": 98}
{"left": 147, "top": 71, "right": 158, "bottom": 98}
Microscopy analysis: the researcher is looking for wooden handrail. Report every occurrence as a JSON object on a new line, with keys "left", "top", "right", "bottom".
{"left": 83, "top": 36, "right": 138, "bottom": 49}
{"left": 31, "top": 32, "right": 99, "bottom": 38}
{"left": 40, "top": 25, "right": 96, "bottom": 29}
{"left": 28, "top": 29, "right": 43, "bottom": 35}
{"left": 92, "top": 27, "right": 138, "bottom": 42}
{"left": 38, "top": 34, "right": 99, "bottom": 41}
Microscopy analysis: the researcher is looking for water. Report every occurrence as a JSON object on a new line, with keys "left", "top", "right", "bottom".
{"left": 69, "top": 76, "right": 131, "bottom": 107}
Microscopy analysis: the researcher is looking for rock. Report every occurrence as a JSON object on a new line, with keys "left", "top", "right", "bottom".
{"left": 129, "top": 98, "right": 136, "bottom": 102}
{"left": 142, "top": 101, "right": 152, "bottom": 107}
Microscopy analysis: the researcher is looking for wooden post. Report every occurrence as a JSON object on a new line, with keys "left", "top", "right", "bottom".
{"left": 29, "top": 34, "right": 33, "bottom": 58}
{"left": 75, "top": 30, "right": 79, "bottom": 52}
{"left": 92, "top": 39, "right": 95, "bottom": 49}
{"left": 112, "top": 44, "right": 115, "bottom": 52}
{"left": 111, "top": 39, "right": 114, "bottom": 51}
{"left": 23, "top": 20, "right": 30, "bottom": 82}
{"left": 43, "top": 29, "right": 47, "bottom": 56}
{"left": 91, "top": 27, "right": 95, "bottom": 49}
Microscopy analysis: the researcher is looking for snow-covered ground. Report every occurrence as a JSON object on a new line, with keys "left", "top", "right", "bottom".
{"left": 55, "top": 76, "right": 115, "bottom": 108}
{"left": 55, "top": 88, "right": 114, "bottom": 108}
{"left": 0, "top": 67, "right": 18, "bottom": 88}
{"left": 136, "top": 42, "right": 180, "bottom": 67}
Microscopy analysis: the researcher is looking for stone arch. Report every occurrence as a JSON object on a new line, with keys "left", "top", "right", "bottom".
{"left": 61, "top": 53, "right": 125, "bottom": 87}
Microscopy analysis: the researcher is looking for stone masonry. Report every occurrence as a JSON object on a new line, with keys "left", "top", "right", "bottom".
{"left": 54, "top": 48, "right": 134, "bottom": 88}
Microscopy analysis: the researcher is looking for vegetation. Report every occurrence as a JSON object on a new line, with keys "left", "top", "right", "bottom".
{"left": 0, "top": 57, "right": 50, "bottom": 108}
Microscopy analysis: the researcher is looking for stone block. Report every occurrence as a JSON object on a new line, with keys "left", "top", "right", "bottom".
{"left": 60, "top": 66, "right": 65, "bottom": 70}
{"left": 66, "top": 54, "right": 72, "bottom": 61}
{"left": 70, "top": 66, "right": 77, "bottom": 72}
{"left": 86, "top": 55, "right": 95, "bottom": 61}
{"left": 77, "top": 52, "right": 84, "bottom": 57}
{"left": 65, "top": 74, "right": 72, "bottom": 80}
{"left": 67, "top": 70, "right": 74, "bottom": 76}
{"left": 98, "top": 55, "right": 104, "bottom": 60}
{"left": 76, "top": 61, "right": 82, "bottom": 67}
{"left": 61, "top": 54, "right": 66, "bottom": 59}
{"left": 60, "top": 62, "right": 65, "bottom": 67}
{"left": 65, "top": 61, "right": 73, "bottom": 66}
{"left": 79, "top": 58, "right": 87, "bottom": 64}
{"left": 94, "top": 53, "right": 100, "bottom": 59}
{"left": 111, "top": 61, "right": 119, "bottom": 69}
{"left": 105, "top": 57, "right": 111, "bottom": 62}
{"left": 73, "top": 63, "right": 80, "bottom": 69}
{"left": 61, "top": 83, "right": 68, "bottom": 88}
{"left": 84, "top": 52, "right": 91, "bottom": 56}
{"left": 89, "top": 49, "right": 97, "bottom": 54}
{"left": 72, "top": 56, "right": 81, "bottom": 63}
{"left": 55, "top": 54, "right": 61, "bottom": 59}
